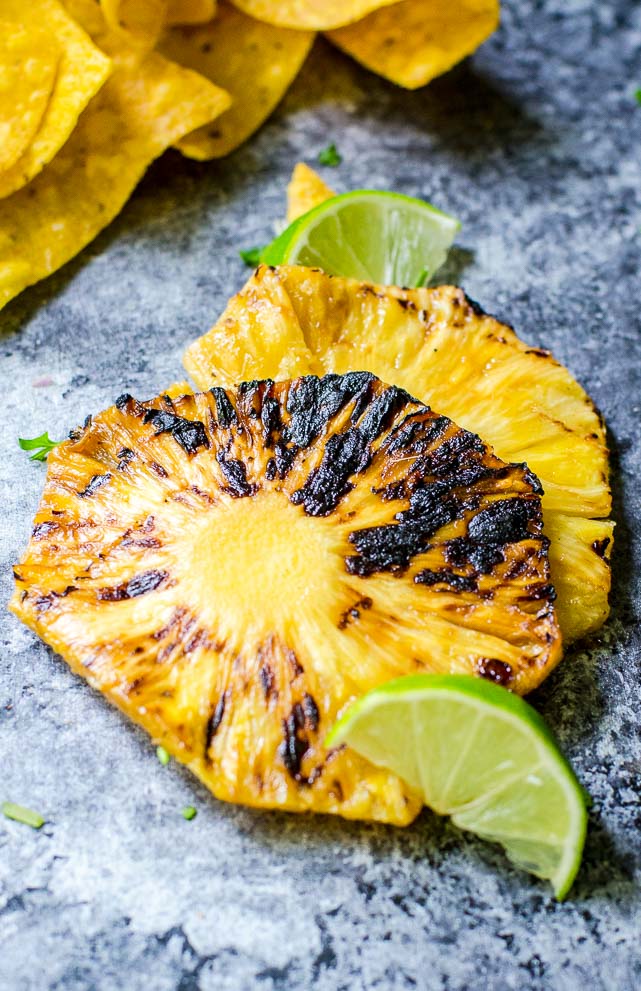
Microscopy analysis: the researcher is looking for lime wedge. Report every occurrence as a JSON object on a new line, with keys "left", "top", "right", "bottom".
{"left": 326, "top": 675, "right": 588, "bottom": 898}
{"left": 260, "top": 190, "right": 460, "bottom": 286}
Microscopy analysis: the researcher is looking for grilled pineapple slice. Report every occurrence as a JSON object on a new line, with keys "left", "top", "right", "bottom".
{"left": 12, "top": 375, "right": 560, "bottom": 823}
{"left": 184, "top": 266, "right": 613, "bottom": 643}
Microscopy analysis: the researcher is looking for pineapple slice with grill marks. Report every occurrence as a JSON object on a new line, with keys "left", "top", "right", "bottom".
{"left": 184, "top": 265, "right": 613, "bottom": 643}
{"left": 11, "top": 374, "right": 560, "bottom": 823}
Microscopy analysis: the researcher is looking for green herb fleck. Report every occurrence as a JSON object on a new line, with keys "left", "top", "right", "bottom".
{"left": 635, "top": 88, "right": 641, "bottom": 106}
{"left": 2, "top": 802, "right": 45, "bottom": 829}
{"left": 239, "top": 246, "right": 264, "bottom": 267}
{"left": 317, "top": 143, "right": 342, "bottom": 167}
{"left": 415, "top": 268, "right": 430, "bottom": 288}
{"left": 19, "top": 432, "right": 61, "bottom": 462}
{"left": 156, "top": 746, "right": 170, "bottom": 766}
{"left": 182, "top": 805, "right": 197, "bottom": 821}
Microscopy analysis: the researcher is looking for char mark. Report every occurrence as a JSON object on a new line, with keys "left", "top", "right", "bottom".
{"left": 143, "top": 409, "right": 209, "bottom": 455}
{"left": 284, "top": 372, "right": 375, "bottom": 449}
{"left": 338, "top": 596, "right": 373, "bottom": 629}
{"left": 79, "top": 473, "right": 112, "bottom": 498}
{"left": 210, "top": 387, "right": 237, "bottom": 429}
{"left": 467, "top": 497, "right": 540, "bottom": 544}
{"left": 205, "top": 690, "right": 229, "bottom": 753}
{"left": 292, "top": 427, "right": 371, "bottom": 517}
{"left": 279, "top": 704, "right": 314, "bottom": 781}
{"left": 98, "top": 569, "right": 168, "bottom": 601}
{"left": 385, "top": 415, "right": 449, "bottom": 456}
{"left": 414, "top": 569, "right": 478, "bottom": 592}
{"left": 216, "top": 449, "right": 255, "bottom": 498}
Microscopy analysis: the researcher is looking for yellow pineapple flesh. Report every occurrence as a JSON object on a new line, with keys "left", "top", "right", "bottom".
{"left": 184, "top": 265, "right": 613, "bottom": 643}
{"left": 11, "top": 375, "right": 560, "bottom": 823}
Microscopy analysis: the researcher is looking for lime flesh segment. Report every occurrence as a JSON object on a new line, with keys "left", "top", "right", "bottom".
{"left": 260, "top": 190, "right": 460, "bottom": 286}
{"left": 326, "top": 675, "right": 588, "bottom": 899}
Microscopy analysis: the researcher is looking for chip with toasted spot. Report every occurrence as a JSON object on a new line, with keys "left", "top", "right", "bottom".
{"left": 286, "top": 162, "right": 335, "bottom": 223}
{"left": 328, "top": 0, "right": 500, "bottom": 90}
{"left": 0, "top": 0, "right": 111, "bottom": 199}
{"left": 0, "top": 24, "right": 59, "bottom": 174}
{"left": 0, "top": 47, "right": 230, "bottom": 312}
{"left": 229, "top": 0, "right": 398, "bottom": 30}
{"left": 160, "top": 2, "right": 313, "bottom": 159}
{"left": 166, "top": 0, "right": 217, "bottom": 25}
{"left": 100, "top": 0, "right": 168, "bottom": 48}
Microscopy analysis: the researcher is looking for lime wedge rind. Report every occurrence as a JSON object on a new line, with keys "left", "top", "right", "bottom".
{"left": 260, "top": 190, "right": 461, "bottom": 287}
{"left": 326, "top": 674, "right": 588, "bottom": 899}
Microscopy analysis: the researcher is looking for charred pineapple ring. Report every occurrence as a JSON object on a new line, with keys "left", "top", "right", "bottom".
{"left": 184, "top": 265, "right": 614, "bottom": 644}
{"left": 12, "top": 374, "right": 560, "bottom": 823}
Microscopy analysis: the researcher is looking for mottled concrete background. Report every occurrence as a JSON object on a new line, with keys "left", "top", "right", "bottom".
{"left": 1, "top": 1, "right": 640, "bottom": 988}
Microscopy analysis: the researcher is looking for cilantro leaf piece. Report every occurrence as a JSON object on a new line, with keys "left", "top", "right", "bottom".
{"left": 156, "top": 745, "right": 170, "bottom": 766}
{"left": 317, "top": 143, "right": 342, "bottom": 167}
{"left": 635, "top": 88, "right": 641, "bottom": 105}
{"left": 239, "top": 246, "right": 264, "bottom": 267}
{"left": 182, "top": 805, "right": 197, "bottom": 820}
{"left": 18, "top": 432, "right": 61, "bottom": 462}
{"left": 2, "top": 802, "right": 45, "bottom": 829}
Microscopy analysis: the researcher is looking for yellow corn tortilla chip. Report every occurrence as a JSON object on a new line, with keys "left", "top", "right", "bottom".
{"left": 0, "top": 47, "right": 230, "bottom": 311}
{"left": 286, "top": 162, "right": 334, "bottom": 222}
{"left": 328, "top": 0, "right": 500, "bottom": 89}
{"left": 0, "top": 24, "right": 59, "bottom": 173}
{"left": 166, "top": 0, "right": 217, "bottom": 25}
{"left": 100, "top": 0, "right": 168, "bottom": 48}
{"left": 229, "top": 0, "right": 398, "bottom": 30}
{"left": 160, "top": 2, "right": 313, "bottom": 159}
{"left": 0, "top": 1, "right": 111, "bottom": 199}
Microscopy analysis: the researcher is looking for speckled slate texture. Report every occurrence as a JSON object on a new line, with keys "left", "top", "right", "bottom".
{"left": 1, "top": 1, "right": 640, "bottom": 988}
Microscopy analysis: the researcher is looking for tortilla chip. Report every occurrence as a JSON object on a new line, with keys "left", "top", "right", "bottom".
{"left": 286, "top": 162, "right": 334, "bottom": 222}
{"left": 0, "top": 1, "right": 111, "bottom": 199}
{"left": 160, "top": 2, "right": 313, "bottom": 159}
{"left": 166, "top": 0, "right": 217, "bottom": 25}
{"left": 328, "top": 0, "right": 500, "bottom": 89}
{"left": 0, "top": 48, "right": 230, "bottom": 311}
{"left": 100, "top": 0, "right": 168, "bottom": 48}
{"left": 229, "top": 0, "right": 397, "bottom": 30}
{"left": 0, "top": 24, "right": 59, "bottom": 173}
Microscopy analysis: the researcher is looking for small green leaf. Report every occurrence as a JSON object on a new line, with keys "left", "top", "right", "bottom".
{"left": 2, "top": 802, "right": 45, "bottom": 829}
{"left": 156, "top": 746, "right": 170, "bottom": 766}
{"left": 18, "top": 432, "right": 61, "bottom": 462}
{"left": 317, "top": 143, "right": 342, "bottom": 167}
{"left": 239, "top": 246, "right": 264, "bottom": 267}
{"left": 635, "top": 88, "right": 641, "bottom": 106}
{"left": 415, "top": 267, "right": 430, "bottom": 288}
{"left": 182, "top": 805, "right": 197, "bottom": 821}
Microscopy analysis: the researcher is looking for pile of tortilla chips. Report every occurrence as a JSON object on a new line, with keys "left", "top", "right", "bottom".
{"left": 0, "top": 0, "right": 499, "bottom": 312}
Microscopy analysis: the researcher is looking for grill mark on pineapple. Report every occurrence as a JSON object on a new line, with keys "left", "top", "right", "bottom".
{"left": 592, "top": 537, "right": 611, "bottom": 558}
{"left": 259, "top": 663, "right": 277, "bottom": 701}
{"left": 205, "top": 690, "right": 229, "bottom": 753}
{"left": 292, "top": 428, "right": 371, "bottom": 517}
{"left": 117, "top": 447, "right": 135, "bottom": 469}
{"left": 284, "top": 372, "right": 375, "bottom": 449}
{"left": 97, "top": 569, "right": 169, "bottom": 601}
{"left": 149, "top": 461, "right": 169, "bottom": 478}
{"left": 338, "top": 596, "right": 373, "bottom": 629}
{"left": 143, "top": 409, "right": 209, "bottom": 455}
{"left": 32, "top": 521, "right": 59, "bottom": 539}
{"left": 216, "top": 449, "right": 255, "bottom": 498}
{"left": 414, "top": 569, "right": 478, "bottom": 593}
{"left": 385, "top": 415, "right": 449, "bottom": 456}
{"left": 210, "top": 387, "right": 237, "bottom": 428}
{"left": 78, "top": 473, "right": 112, "bottom": 498}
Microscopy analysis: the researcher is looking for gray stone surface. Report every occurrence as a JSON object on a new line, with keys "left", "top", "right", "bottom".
{"left": 1, "top": 1, "right": 641, "bottom": 988}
